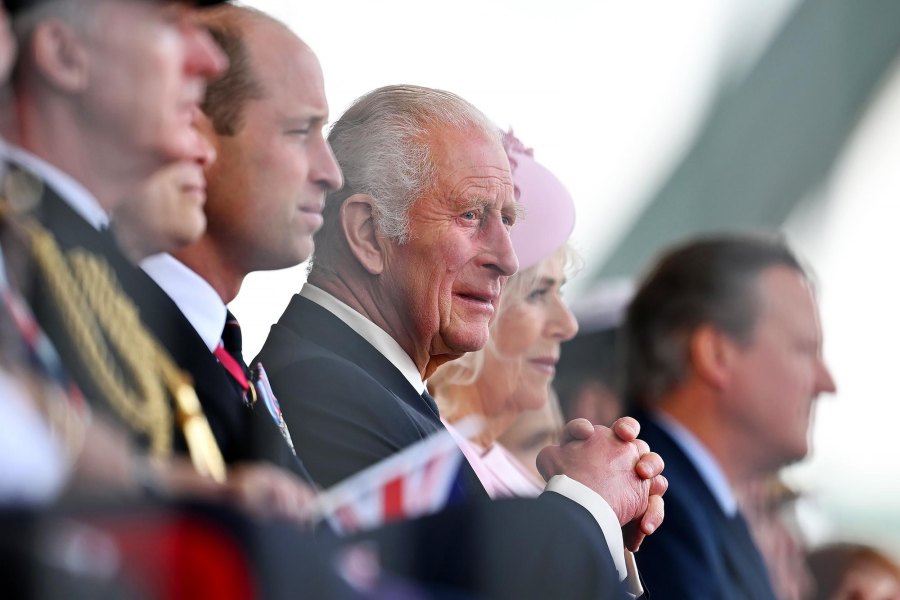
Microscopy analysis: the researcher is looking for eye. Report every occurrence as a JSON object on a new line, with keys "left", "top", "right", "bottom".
{"left": 461, "top": 209, "right": 480, "bottom": 221}
{"left": 527, "top": 287, "right": 549, "bottom": 302}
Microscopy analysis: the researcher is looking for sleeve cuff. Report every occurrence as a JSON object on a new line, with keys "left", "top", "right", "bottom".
{"left": 545, "top": 474, "right": 643, "bottom": 596}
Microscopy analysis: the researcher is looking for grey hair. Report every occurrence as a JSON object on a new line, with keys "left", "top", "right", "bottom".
{"left": 11, "top": 0, "right": 98, "bottom": 42}
{"left": 10, "top": 0, "right": 105, "bottom": 85}
{"left": 311, "top": 84, "right": 501, "bottom": 272}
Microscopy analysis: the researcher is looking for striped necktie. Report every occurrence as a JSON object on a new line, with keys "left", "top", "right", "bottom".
{"left": 214, "top": 311, "right": 252, "bottom": 404}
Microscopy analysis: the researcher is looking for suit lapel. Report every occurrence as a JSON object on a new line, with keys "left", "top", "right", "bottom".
{"left": 267, "top": 294, "right": 438, "bottom": 425}
{"left": 114, "top": 265, "right": 248, "bottom": 459}
{"left": 263, "top": 294, "right": 489, "bottom": 501}
{"left": 717, "top": 510, "right": 777, "bottom": 600}
{"left": 636, "top": 411, "right": 776, "bottom": 599}
{"left": 114, "top": 266, "right": 315, "bottom": 483}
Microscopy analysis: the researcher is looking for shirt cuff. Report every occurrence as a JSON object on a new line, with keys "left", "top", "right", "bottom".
{"left": 544, "top": 474, "right": 630, "bottom": 582}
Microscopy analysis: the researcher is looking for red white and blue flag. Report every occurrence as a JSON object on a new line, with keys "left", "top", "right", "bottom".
{"left": 311, "top": 419, "right": 481, "bottom": 534}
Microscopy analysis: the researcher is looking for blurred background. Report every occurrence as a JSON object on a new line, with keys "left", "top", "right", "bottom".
{"left": 233, "top": 0, "right": 900, "bottom": 556}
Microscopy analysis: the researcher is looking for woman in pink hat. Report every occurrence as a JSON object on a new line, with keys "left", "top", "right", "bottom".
{"left": 430, "top": 130, "right": 579, "bottom": 498}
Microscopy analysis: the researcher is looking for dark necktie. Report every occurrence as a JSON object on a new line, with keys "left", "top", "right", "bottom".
{"left": 214, "top": 311, "right": 252, "bottom": 404}
{"left": 420, "top": 387, "right": 440, "bottom": 420}
{"left": 725, "top": 510, "right": 777, "bottom": 599}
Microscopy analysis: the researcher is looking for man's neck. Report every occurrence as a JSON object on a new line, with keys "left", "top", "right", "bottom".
{"left": 309, "top": 270, "right": 435, "bottom": 380}
{"left": 174, "top": 237, "right": 245, "bottom": 304}
{"left": 660, "top": 391, "right": 757, "bottom": 488}
{"left": 310, "top": 268, "right": 469, "bottom": 381}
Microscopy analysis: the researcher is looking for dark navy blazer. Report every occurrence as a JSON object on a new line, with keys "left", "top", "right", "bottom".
{"left": 633, "top": 410, "right": 777, "bottom": 600}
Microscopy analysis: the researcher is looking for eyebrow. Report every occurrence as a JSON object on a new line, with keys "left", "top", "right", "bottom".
{"left": 507, "top": 201, "right": 526, "bottom": 221}
{"left": 287, "top": 114, "right": 327, "bottom": 126}
{"left": 535, "top": 275, "right": 567, "bottom": 287}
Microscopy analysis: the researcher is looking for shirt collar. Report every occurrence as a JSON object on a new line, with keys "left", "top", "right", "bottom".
{"left": 2, "top": 142, "right": 110, "bottom": 230}
{"left": 300, "top": 283, "right": 426, "bottom": 394}
{"left": 140, "top": 253, "right": 227, "bottom": 352}
{"left": 653, "top": 409, "right": 738, "bottom": 516}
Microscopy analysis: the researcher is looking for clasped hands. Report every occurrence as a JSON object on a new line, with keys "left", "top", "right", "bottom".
{"left": 537, "top": 417, "right": 667, "bottom": 551}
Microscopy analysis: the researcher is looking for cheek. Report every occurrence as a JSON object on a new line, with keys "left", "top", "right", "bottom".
{"left": 440, "top": 230, "right": 490, "bottom": 277}
{"left": 391, "top": 266, "right": 440, "bottom": 325}
{"left": 492, "top": 308, "right": 541, "bottom": 359}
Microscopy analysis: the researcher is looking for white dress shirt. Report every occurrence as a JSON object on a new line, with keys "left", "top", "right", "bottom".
{"left": 654, "top": 410, "right": 738, "bottom": 516}
{"left": 301, "top": 283, "right": 424, "bottom": 393}
{"left": 140, "top": 253, "right": 227, "bottom": 351}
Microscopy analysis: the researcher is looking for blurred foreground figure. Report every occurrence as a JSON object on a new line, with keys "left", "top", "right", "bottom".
{"left": 622, "top": 233, "right": 837, "bottom": 599}
{"left": 0, "top": 0, "right": 227, "bottom": 461}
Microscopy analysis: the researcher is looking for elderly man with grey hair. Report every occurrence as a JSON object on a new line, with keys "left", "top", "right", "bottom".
{"left": 257, "top": 84, "right": 667, "bottom": 594}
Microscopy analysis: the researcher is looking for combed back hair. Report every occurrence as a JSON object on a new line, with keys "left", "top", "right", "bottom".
{"left": 431, "top": 244, "right": 579, "bottom": 397}
{"left": 310, "top": 84, "right": 502, "bottom": 273}
{"left": 621, "top": 232, "right": 807, "bottom": 408}
{"left": 197, "top": 5, "right": 278, "bottom": 135}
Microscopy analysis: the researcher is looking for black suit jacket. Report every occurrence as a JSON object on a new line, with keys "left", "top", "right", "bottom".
{"left": 14, "top": 173, "right": 306, "bottom": 479}
{"left": 255, "top": 294, "right": 642, "bottom": 594}
{"left": 136, "top": 288, "right": 629, "bottom": 599}
{"left": 256, "top": 294, "right": 487, "bottom": 497}
{"left": 632, "top": 410, "right": 776, "bottom": 600}
{"left": 110, "top": 261, "right": 313, "bottom": 482}
{"left": 17, "top": 177, "right": 146, "bottom": 430}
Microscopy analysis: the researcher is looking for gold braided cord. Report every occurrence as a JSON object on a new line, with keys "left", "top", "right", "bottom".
{"left": 2, "top": 189, "right": 227, "bottom": 480}
{"left": 173, "top": 382, "right": 227, "bottom": 483}
{"left": 67, "top": 249, "right": 227, "bottom": 482}
{"left": 30, "top": 231, "right": 172, "bottom": 456}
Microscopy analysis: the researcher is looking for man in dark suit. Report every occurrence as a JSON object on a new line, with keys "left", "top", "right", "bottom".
{"left": 621, "top": 234, "right": 837, "bottom": 599}
{"left": 0, "top": 0, "right": 227, "bottom": 448}
{"left": 111, "top": 131, "right": 316, "bottom": 487}
{"left": 255, "top": 82, "right": 669, "bottom": 594}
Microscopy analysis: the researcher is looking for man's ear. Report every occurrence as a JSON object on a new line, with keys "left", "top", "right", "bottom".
{"left": 689, "top": 324, "right": 735, "bottom": 389}
{"left": 341, "top": 194, "right": 385, "bottom": 275}
{"left": 31, "top": 20, "right": 90, "bottom": 92}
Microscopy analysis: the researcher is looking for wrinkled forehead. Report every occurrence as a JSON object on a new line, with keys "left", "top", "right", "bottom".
{"left": 427, "top": 125, "right": 514, "bottom": 200}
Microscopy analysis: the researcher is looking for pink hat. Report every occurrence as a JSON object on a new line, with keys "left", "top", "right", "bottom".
{"left": 503, "top": 130, "right": 576, "bottom": 271}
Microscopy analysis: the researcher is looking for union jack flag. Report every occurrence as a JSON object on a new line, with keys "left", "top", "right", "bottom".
{"left": 311, "top": 419, "right": 481, "bottom": 534}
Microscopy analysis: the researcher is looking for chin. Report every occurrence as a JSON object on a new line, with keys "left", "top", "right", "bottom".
{"left": 293, "top": 240, "right": 315, "bottom": 265}
{"left": 443, "top": 329, "right": 491, "bottom": 355}
{"left": 778, "top": 443, "right": 810, "bottom": 469}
